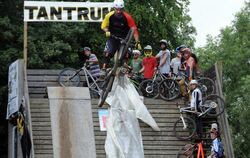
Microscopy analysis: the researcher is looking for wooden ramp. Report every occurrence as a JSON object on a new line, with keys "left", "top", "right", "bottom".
{"left": 27, "top": 69, "right": 196, "bottom": 158}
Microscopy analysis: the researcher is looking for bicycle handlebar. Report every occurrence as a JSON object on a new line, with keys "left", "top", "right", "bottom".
{"left": 110, "top": 34, "right": 135, "bottom": 48}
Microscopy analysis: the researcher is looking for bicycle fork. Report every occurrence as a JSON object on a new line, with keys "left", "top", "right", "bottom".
{"left": 180, "top": 114, "right": 188, "bottom": 130}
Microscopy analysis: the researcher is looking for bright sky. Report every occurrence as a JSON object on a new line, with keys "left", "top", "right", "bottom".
{"left": 188, "top": 0, "right": 246, "bottom": 47}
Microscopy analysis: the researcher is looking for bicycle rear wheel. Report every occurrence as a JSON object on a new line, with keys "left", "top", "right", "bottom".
{"left": 159, "top": 79, "right": 180, "bottom": 101}
{"left": 197, "top": 77, "right": 215, "bottom": 97}
{"left": 139, "top": 79, "right": 159, "bottom": 98}
{"left": 177, "top": 144, "right": 195, "bottom": 158}
{"left": 58, "top": 68, "right": 80, "bottom": 87}
{"left": 202, "top": 94, "right": 225, "bottom": 117}
{"left": 173, "top": 117, "right": 196, "bottom": 140}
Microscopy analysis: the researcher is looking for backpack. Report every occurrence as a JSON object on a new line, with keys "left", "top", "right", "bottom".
{"left": 215, "top": 140, "right": 224, "bottom": 158}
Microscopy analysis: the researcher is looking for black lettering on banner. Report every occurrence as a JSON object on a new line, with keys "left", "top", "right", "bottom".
{"left": 50, "top": 7, "right": 62, "bottom": 20}
{"left": 64, "top": 7, "right": 76, "bottom": 20}
{"left": 37, "top": 6, "right": 49, "bottom": 20}
{"left": 102, "top": 7, "right": 110, "bottom": 19}
{"left": 90, "top": 7, "right": 101, "bottom": 21}
{"left": 78, "top": 7, "right": 89, "bottom": 20}
{"left": 24, "top": 6, "right": 38, "bottom": 19}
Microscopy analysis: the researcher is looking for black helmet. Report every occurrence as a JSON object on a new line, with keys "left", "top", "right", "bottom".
{"left": 176, "top": 45, "right": 187, "bottom": 52}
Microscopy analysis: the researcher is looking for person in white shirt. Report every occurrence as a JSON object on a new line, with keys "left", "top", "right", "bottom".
{"left": 170, "top": 50, "right": 182, "bottom": 75}
{"left": 190, "top": 80, "right": 202, "bottom": 111}
{"left": 190, "top": 80, "right": 203, "bottom": 139}
{"left": 155, "top": 39, "right": 171, "bottom": 77}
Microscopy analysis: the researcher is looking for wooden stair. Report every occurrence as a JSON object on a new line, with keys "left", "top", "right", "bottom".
{"left": 27, "top": 69, "right": 217, "bottom": 157}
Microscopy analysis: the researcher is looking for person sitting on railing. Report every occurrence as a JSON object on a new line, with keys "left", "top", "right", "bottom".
{"left": 139, "top": 45, "right": 157, "bottom": 80}
{"left": 190, "top": 79, "right": 203, "bottom": 139}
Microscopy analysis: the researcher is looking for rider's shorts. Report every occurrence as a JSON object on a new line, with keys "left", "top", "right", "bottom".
{"left": 104, "top": 37, "right": 121, "bottom": 57}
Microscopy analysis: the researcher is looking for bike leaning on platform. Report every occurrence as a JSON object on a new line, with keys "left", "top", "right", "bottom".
{"left": 57, "top": 62, "right": 104, "bottom": 97}
{"left": 98, "top": 29, "right": 135, "bottom": 107}
{"left": 173, "top": 94, "right": 225, "bottom": 140}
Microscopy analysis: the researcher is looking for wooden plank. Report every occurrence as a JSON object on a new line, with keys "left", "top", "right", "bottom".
{"left": 27, "top": 69, "right": 61, "bottom": 75}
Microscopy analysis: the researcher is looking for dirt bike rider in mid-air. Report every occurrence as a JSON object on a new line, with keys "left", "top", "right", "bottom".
{"left": 101, "top": 0, "right": 141, "bottom": 72}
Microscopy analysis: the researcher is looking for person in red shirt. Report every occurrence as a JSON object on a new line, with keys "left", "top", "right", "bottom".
{"left": 139, "top": 45, "right": 157, "bottom": 79}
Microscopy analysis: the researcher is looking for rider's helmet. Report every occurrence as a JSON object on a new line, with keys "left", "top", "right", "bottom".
{"left": 113, "top": 0, "right": 124, "bottom": 9}
{"left": 144, "top": 45, "right": 152, "bottom": 57}
{"left": 190, "top": 79, "right": 198, "bottom": 85}
{"left": 133, "top": 50, "right": 141, "bottom": 56}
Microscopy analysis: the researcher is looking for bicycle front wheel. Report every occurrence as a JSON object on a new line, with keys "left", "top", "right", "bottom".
{"left": 177, "top": 144, "right": 195, "bottom": 158}
{"left": 58, "top": 68, "right": 80, "bottom": 87}
{"left": 202, "top": 94, "right": 225, "bottom": 117}
{"left": 139, "top": 79, "right": 159, "bottom": 98}
{"left": 197, "top": 77, "right": 215, "bottom": 97}
{"left": 98, "top": 75, "right": 115, "bottom": 107}
{"left": 173, "top": 117, "right": 196, "bottom": 140}
{"left": 159, "top": 79, "right": 180, "bottom": 101}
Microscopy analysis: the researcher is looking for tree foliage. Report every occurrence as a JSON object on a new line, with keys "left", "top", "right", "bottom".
{"left": 197, "top": 2, "right": 250, "bottom": 157}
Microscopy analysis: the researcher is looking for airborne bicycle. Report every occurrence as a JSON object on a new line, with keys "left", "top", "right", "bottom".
{"left": 98, "top": 29, "right": 135, "bottom": 107}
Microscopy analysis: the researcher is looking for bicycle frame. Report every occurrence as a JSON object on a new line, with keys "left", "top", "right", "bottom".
{"left": 178, "top": 101, "right": 218, "bottom": 127}
{"left": 71, "top": 64, "right": 102, "bottom": 95}
{"left": 144, "top": 69, "right": 167, "bottom": 93}
{"left": 98, "top": 29, "right": 135, "bottom": 107}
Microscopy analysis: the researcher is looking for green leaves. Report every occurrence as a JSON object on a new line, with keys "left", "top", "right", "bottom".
{"left": 197, "top": 2, "right": 250, "bottom": 157}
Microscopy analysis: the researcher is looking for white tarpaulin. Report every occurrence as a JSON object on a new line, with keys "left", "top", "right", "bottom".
{"left": 104, "top": 75, "right": 160, "bottom": 158}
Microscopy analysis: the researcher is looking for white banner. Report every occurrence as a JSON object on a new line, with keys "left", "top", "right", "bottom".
{"left": 6, "top": 60, "right": 20, "bottom": 119}
{"left": 24, "top": 1, "right": 113, "bottom": 22}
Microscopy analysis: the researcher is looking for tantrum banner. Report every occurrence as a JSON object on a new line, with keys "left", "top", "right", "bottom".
{"left": 24, "top": 1, "right": 113, "bottom": 22}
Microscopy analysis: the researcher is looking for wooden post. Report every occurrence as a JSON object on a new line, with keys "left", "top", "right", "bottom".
{"left": 215, "top": 62, "right": 235, "bottom": 158}
{"left": 23, "top": 22, "right": 35, "bottom": 158}
{"left": 23, "top": 22, "right": 28, "bottom": 68}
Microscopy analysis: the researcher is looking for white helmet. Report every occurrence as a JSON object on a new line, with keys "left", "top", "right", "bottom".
{"left": 133, "top": 50, "right": 141, "bottom": 55}
{"left": 113, "top": 0, "right": 124, "bottom": 9}
{"left": 190, "top": 80, "right": 198, "bottom": 85}
{"left": 160, "top": 39, "right": 168, "bottom": 46}
{"left": 144, "top": 45, "right": 152, "bottom": 50}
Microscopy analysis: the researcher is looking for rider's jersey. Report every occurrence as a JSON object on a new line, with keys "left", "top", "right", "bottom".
{"left": 101, "top": 11, "right": 139, "bottom": 38}
{"left": 190, "top": 87, "right": 202, "bottom": 110}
